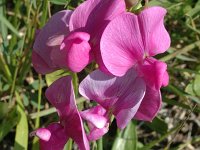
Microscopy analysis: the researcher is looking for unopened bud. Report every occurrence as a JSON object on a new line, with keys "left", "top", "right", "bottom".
{"left": 125, "top": 0, "right": 139, "bottom": 8}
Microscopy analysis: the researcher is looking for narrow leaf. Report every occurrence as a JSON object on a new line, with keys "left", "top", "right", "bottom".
{"left": 14, "top": 92, "right": 28, "bottom": 150}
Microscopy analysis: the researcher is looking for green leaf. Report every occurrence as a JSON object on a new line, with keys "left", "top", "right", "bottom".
{"left": 145, "top": 117, "right": 168, "bottom": 135}
{"left": 49, "top": 0, "right": 69, "bottom": 5}
{"left": 14, "top": 93, "right": 28, "bottom": 150}
{"left": 185, "top": 70, "right": 200, "bottom": 98}
{"left": 112, "top": 121, "right": 137, "bottom": 150}
{"left": 30, "top": 80, "right": 45, "bottom": 90}
{"left": 45, "top": 69, "right": 70, "bottom": 86}
{"left": 185, "top": 82, "right": 195, "bottom": 96}
{"left": 0, "top": 15, "right": 20, "bottom": 37}
{"left": 193, "top": 74, "right": 200, "bottom": 97}
{"left": 0, "top": 102, "right": 11, "bottom": 119}
{"left": 0, "top": 106, "right": 19, "bottom": 142}
{"left": 185, "top": 0, "right": 200, "bottom": 18}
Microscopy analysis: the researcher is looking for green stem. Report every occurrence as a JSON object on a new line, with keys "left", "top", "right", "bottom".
{"left": 40, "top": 0, "right": 48, "bottom": 27}
{"left": 10, "top": 65, "right": 19, "bottom": 101}
{"left": 0, "top": 53, "right": 12, "bottom": 83}
{"left": 0, "top": 0, "right": 8, "bottom": 47}
{"left": 97, "top": 138, "right": 103, "bottom": 150}
{"left": 29, "top": 97, "right": 86, "bottom": 119}
{"left": 34, "top": 74, "right": 42, "bottom": 128}
{"left": 65, "top": 139, "right": 73, "bottom": 150}
{"left": 32, "top": 74, "right": 42, "bottom": 150}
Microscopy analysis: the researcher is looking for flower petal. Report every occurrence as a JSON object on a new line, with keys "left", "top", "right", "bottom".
{"left": 33, "top": 10, "right": 72, "bottom": 74}
{"left": 79, "top": 69, "right": 140, "bottom": 108}
{"left": 138, "top": 6, "right": 171, "bottom": 56}
{"left": 101, "top": 13, "right": 144, "bottom": 76}
{"left": 69, "top": 0, "right": 125, "bottom": 35}
{"left": 80, "top": 105, "right": 108, "bottom": 129}
{"left": 87, "top": 125, "right": 109, "bottom": 141}
{"left": 36, "top": 123, "right": 68, "bottom": 150}
{"left": 134, "top": 86, "right": 161, "bottom": 121}
{"left": 65, "top": 113, "right": 90, "bottom": 150}
{"left": 60, "top": 32, "right": 92, "bottom": 72}
{"left": 32, "top": 51, "right": 56, "bottom": 74}
{"left": 45, "top": 76, "right": 76, "bottom": 120}
{"left": 140, "top": 57, "right": 169, "bottom": 90}
{"left": 113, "top": 77, "right": 146, "bottom": 113}
{"left": 45, "top": 76, "right": 89, "bottom": 150}
{"left": 115, "top": 100, "right": 142, "bottom": 129}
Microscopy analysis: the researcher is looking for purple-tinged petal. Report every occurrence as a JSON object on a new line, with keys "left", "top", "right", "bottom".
{"left": 60, "top": 32, "right": 92, "bottom": 72}
{"left": 34, "top": 123, "right": 68, "bottom": 150}
{"left": 65, "top": 113, "right": 90, "bottom": 150}
{"left": 79, "top": 69, "right": 140, "bottom": 108}
{"left": 134, "top": 86, "right": 161, "bottom": 121}
{"left": 101, "top": 13, "right": 144, "bottom": 76}
{"left": 45, "top": 76, "right": 89, "bottom": 150}
{"left": 115, "top": 100, "right": 142, "bottom": 129}
{"left": 69, "top": 0, "right": 126, "bottom": 35}
{"left": 79, "top": 69, "right": 146, "bottom": 129}
{"left": 33, "top": 10, "right": 72, "bottom": 74}
{"left": 113, "top": 77, "right": 146, "bottom": 113}
{"left": 45, "top": 76, "right": 76, "bottom": 120}
{"left": 140, "top": 57, "right": 168, "bottom": 90}
{"left": 81, "top": 105, "right": 108, "bottom": 129}
{"left": 32, "top": 51, "right": 56, "bottom": 74}
{"left": 138, "top": 6, "right": 171, "bottom": 56}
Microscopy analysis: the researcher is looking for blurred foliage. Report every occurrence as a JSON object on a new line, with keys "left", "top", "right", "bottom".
{"left": 0, "top": 0, "right": 200, "bottom": 149}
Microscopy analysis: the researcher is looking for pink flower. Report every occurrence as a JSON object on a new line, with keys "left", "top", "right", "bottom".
{"left": 32, "top": 0, "right": 126, "bottom": 74}
{"left": 100, "top": 6, "right": 171, "bottom": 90}
{"left": 79, "top": 69, "right": 149, "bottom": 129}
{"left": 32, "top": 76, "right": 89, "bottom": 150}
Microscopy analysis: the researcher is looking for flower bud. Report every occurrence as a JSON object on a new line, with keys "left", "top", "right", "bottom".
{"left": 125, "top": 0, "right": 139, "bottom": 8}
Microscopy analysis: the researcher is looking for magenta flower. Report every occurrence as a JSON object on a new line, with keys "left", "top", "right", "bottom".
{"left": 79, "top": 69, "right": 147, "bottom": 129}
{"left": 32, "top": 76, "right": 89, "bottom": 150}
{"left": 32, "top": 0, "right": 126, "bottom": 74}
{"left": 100, "top": 6, "right": 171, "bottom": 90}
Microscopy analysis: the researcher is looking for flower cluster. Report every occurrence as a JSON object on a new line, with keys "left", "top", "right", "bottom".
{"left": 31, "top": 0, "right": 170, "bottom": 149}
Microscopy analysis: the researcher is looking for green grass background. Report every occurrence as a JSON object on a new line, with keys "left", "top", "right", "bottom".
{"left": 0, "top": 0, "right": 200, "bottom": 149}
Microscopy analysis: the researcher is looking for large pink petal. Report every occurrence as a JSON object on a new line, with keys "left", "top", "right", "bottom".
{"left": 100, "top": 13, "right": 144, "bottom": 76}
{"left": 69, "top": 0, "right": 125, "bottom": 35}
{"left": 45, "top": 76, "right": 89, "bottom": 150}
{"left": 134, "top": 86, "right": 161, "bottom": 121}
{"left": 138, "top": 6, "right": 171, "bottom": 56}
{"left": 60, "top": 32, "right": 92, "bottom": 72}
{"left": 79, "top": 69, "right": 140, "bottom": 108}
{"left": 35, "top": 123, "right": 68, "bottom": 150}
{"left": 140, "top": 57, "right": 169, "bottom": 90}
{"left": 33, "top": 10, "right": 72, "bottom": 74}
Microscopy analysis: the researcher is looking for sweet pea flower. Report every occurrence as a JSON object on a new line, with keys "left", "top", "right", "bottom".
{"left": 32, "top": 76, "right": 89, "bottom": 150}
{"left": 79, "top": 69, "right": 147, "bottom": 129}
{"left": 100, "top": 6, "right": 171, "bottom": 90}
{"left": 32, "top": 0, "right": 126, "bottom": 74}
